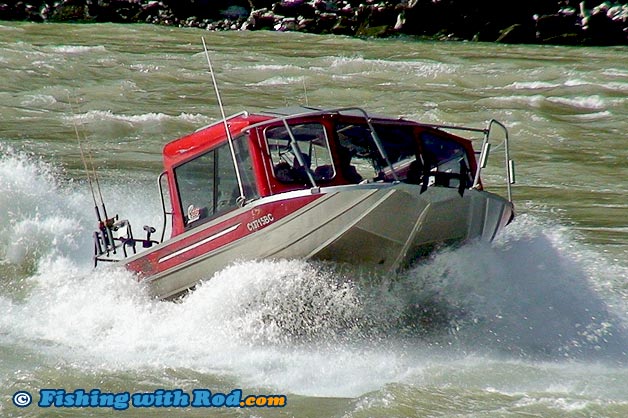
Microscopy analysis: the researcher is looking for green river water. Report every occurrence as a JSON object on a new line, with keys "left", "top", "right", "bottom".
{"left": 0, "top": 22, "right": 627, "bottom": 417}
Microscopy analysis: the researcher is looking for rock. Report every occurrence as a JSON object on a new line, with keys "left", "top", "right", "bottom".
{"left": 352, "top": 2, "right": 399, "bottom": 37}
{"left": 0, "top": 2, "right": 27, "bottom": 21}
{"left": 398, "top": 0, "right": 451, "bottom": 37}
{"left": 356, "top": 23, "right": 391, "bottom": 37}
{"left": 249, "top": 0, "right": 277, "bottom": 9}
{"left": 496, "top": 22, "right": 536, "bottom": 44}
{"left": 275, "top": 16, "right": 297, "bottom": 31}
{"left": 97, "top": 0, "right": 145, "bottom": 23}
{"left": 222, "top": 5, "right": 249, "bottom": 19}
{"left": 0, "top": 4, "right": 13, "bottom": 21}
{"left": 534, "top": 10, "right": 581, "bottom": 45}
{"left": 331, "top": 14, "right": 355, "bottom": 35}
{"left": 49, "top": 0, "right": 91, "bottom": 22}
{"left": 297, "top": 16, "right": 316, "bottom": 31}
{"left": 393, "top": 11, "right": 404, "bottom": 31}
{"left": 245, "top": 8, "right": 278, "bottom": 30}
{"left": 0, "top": 0, "right": 625, "bottom": 46}
{"left": 582, "top": 3, "right": 627, "bottom": 45}
{"left": 272, "top": 0, "right": 315, "bottom": 19}
{"left": 135, "top": 1, "right": 169, "bottom": 23}
{"left": 314, "top": 11, "right": 340, "bottom": 34}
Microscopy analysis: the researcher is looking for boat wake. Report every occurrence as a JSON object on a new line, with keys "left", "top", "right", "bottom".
{"left": 1, "top": 149, "right": 627, "bottom": 396}
{"left": 393, "top": 219, "right": 628, "bottom": 361}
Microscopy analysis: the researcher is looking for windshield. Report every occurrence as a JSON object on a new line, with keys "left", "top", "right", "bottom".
{"left": 266, "top": 122, "right": 335, "bottom": 184}
{"left": 174, "top": 135, "right": 257, "bottom": 228}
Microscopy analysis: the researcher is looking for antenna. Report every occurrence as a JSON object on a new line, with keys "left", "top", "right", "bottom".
{"left": 201, "top": 37, "right": 245, "bottom": 204}
{"left": 302, "top": 77, "right": 309, "bottom": 106}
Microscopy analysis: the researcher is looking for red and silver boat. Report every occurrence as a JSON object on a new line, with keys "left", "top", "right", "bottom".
{"left": 93, "top": 106, "right": 515, "bottom": 300}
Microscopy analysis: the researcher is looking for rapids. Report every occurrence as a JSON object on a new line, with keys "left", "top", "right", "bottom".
{"left": 1, "top": 22, "right": 627, "bottom": 417}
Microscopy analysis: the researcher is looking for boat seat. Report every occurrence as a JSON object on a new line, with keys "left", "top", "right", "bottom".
{"left": 405, "top": 159, "right": 423, "bottom": 185}
{"left": 291, "top": 155, "right": 313, "bottom": 184}
{"left": 343, "top": 164, "right": 362, "bottom": 183}
{"left": 314, "top": 164, "right": 334, "bottom": 180}
{"left": 274, "top": 162, "right": 295, "bottom": 182}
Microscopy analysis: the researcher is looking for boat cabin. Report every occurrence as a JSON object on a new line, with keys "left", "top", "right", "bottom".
{"left": 162, "top": 107, "right": 479, "bottom": 238}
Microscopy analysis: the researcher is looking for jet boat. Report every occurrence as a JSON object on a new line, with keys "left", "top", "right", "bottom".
{"left": 93, "top": 106, "right": 515, "bottom": 300}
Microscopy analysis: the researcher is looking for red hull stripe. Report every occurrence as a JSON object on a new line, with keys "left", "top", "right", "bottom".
{"left": 125, "top": 193, "right": 323, "bottom": 277}
{"left": 158, "top": 223, "right": 241, "bottom": 264}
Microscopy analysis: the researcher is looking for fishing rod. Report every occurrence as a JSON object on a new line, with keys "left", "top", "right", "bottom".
{"left": 84, "top": 138, "right": 112, "bottom": 223}
{"left": 68, "top": 95, "right": 117, "bottom": 254}
{"left": 69, "top": 95, "right": 102, "bottom": 223}
{"left": 201, "top": 37, "right": 246, "bottom": 204}
{"left": 84, "top": 137, "right": 118, "bottom": 254}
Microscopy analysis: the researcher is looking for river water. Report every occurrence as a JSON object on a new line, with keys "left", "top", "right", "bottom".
{"left": 1, "top": 22, "right": 627, "bottom": 417}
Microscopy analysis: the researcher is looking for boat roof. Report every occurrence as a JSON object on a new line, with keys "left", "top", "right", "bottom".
{"left": 162, "top": 113, "right": 258, "bottom": 167}
{"left": 256, "top": 105, "right": 324, "bottom": 117}
{"left": 255, "top": 105, "right": 405, "bottom": 122}
{"left": 162, "top": 106, "right": 463, "bottom": 167}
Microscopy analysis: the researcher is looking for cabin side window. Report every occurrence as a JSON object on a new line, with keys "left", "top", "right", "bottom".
{"left": 175, "top": 135, "right": 257, "bottom": 228}
{"left": 421, "top": 131, "right": 472, "bottom": 187}
{"left": 334, "top": 123, "right": 388, "bottom": 183}
{"left": 372, "top": 123, "right": 421, "bottom": 182}
{"left": 265, "top": 123, "right": 335, "bottom": 184}
{"left": 372, "top": 124, "right": 417, "bottom": 166}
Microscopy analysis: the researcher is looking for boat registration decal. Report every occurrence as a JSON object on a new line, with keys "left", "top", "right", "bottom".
{"left": 246, "top": 213, "right": 274, "bottom": 231}
{"left": 158, "top": 223, "right": 241, "bottom": 264}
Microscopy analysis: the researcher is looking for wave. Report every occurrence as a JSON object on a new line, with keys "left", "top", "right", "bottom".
{"left": 247, "top": 64, "right": 303, "bottom": 72}
{"left": 602, "top": 68, "right": 628, "bottom": 77}
{"left": 19, "top": 94, "right": 58, "bottom": 108}
{"left": 506, "top": 81, "right": 561, "bottom": 90}
{"left": 503, "top": 78, "right": 628, "bottom": 95}
{"left": 46, "top": 45, "right": 107, "bottom": 54}
{"left": 546, "top": 95, "right": 606, "bottom": 110}
{"left": 322, "top": 56, "right": 458, "bottom": 79}
{"left": 250, "top": 76, "right": 305, "bottom": 86}
{"left": 400, "top": 215, "right": 628, "bottom": 360}
{"left": 0, "top": 147, "right": 91, "bottom": 271}
{"left": 483, "top": 94, "right": 618, "bottom": 113}
{"left": 0, "top": 148, "right": 163, "bottom": 271}
{"left": 64, "top": 110, "right": 208, "bottom": 125}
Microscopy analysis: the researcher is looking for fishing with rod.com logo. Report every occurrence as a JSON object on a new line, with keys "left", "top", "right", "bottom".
{"left": 11, "top": 388, "right": 286, "bottom": 410}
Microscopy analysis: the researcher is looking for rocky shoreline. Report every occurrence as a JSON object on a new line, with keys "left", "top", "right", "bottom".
{"left": 1, "top": 0, "right": 627, "bottom": 46}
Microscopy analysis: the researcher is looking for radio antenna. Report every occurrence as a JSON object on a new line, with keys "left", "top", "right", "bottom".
{"left": 302, "top": 77, "right": 309, "bottom": 106}
{"left": 201, "top": 37, "right": 245, "bottom": 204}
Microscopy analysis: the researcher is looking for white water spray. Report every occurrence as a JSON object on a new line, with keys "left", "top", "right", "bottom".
{"left": 1, "top": 150, "right": 626, "bottom": 399}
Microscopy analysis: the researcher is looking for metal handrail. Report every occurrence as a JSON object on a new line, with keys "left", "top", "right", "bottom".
{"left": 489, "top": 119, "right": 516, "bottom": 202}
{"left": 472, "top": 120, "right": 515, "bottom": 202}
{"left": 336, "top": 107, "right": 401, "bottom": 182}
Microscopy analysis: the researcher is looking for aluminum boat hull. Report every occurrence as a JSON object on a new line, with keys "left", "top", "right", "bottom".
{"left": 125, "top": 183, "right": 513, "bottom": 300}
